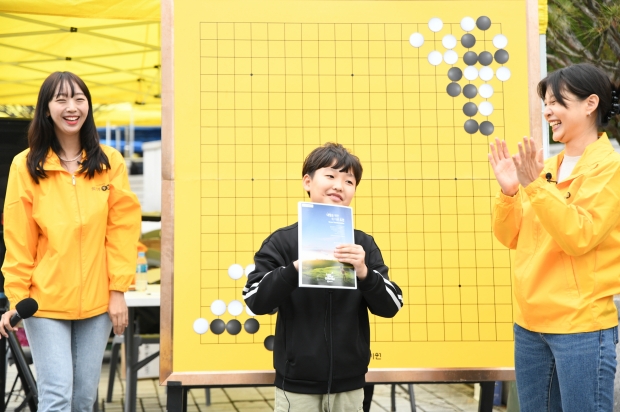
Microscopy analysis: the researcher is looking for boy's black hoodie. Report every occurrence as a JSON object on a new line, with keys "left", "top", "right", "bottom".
{"left": 242, "top": 223, "right": 403, "bottom": 394}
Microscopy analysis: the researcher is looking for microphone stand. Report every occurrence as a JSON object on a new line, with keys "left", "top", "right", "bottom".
{"left": 0, "top": 298, "right": 38, "bottom": 412}
{"left": 6, "top": 330, "right": 38, "bottom": 412}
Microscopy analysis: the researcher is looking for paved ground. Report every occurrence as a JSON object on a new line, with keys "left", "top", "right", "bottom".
{"left": 5, "top": 357, "right": 507, "bottom": 412}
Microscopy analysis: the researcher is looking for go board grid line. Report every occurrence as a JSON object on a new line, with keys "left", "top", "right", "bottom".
{"left": 434, "top": 28, "right": 449, "bottom": 341}
{"left": 449, "top": 23, "right": 462, "bottom": 341}
{"left": 400, "top": 23, "right": 410, "bottom": 342}
{"left": 416, "top": 23, "right": 429, "bottom": 341}
{"left": 385, "top": 22, "right": 394, "bottom": 342}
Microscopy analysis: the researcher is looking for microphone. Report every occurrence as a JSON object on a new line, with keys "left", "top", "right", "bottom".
{"left": 545, "top": 172, "right": 557, "bottom": 184}
{"left": 10, "top": 298, "right": 39, "bottom": 327}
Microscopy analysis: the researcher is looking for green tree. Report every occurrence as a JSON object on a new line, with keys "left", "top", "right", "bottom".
{"left": 547, "top": 0, "right": 620, "bottom": 141}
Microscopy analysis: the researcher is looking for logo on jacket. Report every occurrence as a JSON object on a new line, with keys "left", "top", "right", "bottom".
{"left": 92, "top": 184, "right": 110, "bottom": 191}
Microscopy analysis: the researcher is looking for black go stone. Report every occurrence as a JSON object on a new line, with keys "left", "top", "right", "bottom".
{"left": 448, "top": 67, "right": 463, "bottom": 81}
{"left": 244, "top": 318, "right": 260, "bottom": 334}
{"left": 476, "top": 16, "right": 492, "bottom": 30}
{"left": 461, "top": 33, "right": 476, "bottom": 48}
{"left": 447, "top": 82, "right": 462, "bottom": 97}
{"left": 463, "top": 51, "right": 478, "bottom": 66}
{"left": 464, "top": 119, "right": 479, "bottom": 134}
{"left": 480, "top": 121, "right": 495, "bottom": 136}
{"left": 210, "top": 319, "right": 225, "bottom": 335}
{"left": 478, "top": 51, "right": 493, "bottom": 66}
{"left": 494, "top": 49, "right": 509, "bottom": 64}
{"left": 463, "top": 102, "right": 478, "bottom": 117}
{"left": 226, "top": 319, "right": 242, "bottom": 335}
{"left": 264, "top": 335, "right": 275, "bottom": 351}
{"left": 463, "top": 84, "right": 478, "bottom": 99}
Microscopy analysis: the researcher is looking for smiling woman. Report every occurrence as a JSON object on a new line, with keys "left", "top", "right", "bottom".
{"left": 25, "top": 72, "right": 112, "bottom": 182}
{"left": 0, "top": 71, "right": 142, "bottom": 412}
{"left": 488, "top": 63, "right": 620, "bottom": 412}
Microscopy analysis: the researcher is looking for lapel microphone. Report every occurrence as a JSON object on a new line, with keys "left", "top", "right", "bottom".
{"left": 545, "top": 172, "right": 557, "bottom": 184}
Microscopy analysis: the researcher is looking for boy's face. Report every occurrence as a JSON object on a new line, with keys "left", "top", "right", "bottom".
{"left": 302, "top": 164, "right": 356, "bottom": 206}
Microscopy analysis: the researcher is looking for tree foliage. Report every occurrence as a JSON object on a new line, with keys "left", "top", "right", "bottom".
{"left": 547, "top": 0, "right": 620, "bottom": 140}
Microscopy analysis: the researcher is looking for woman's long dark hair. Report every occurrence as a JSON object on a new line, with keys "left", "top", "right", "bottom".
{"left": 27, "top": 71, "right": 110, "bottom": 183}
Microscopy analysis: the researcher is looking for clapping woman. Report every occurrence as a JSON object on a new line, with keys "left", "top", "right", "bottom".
{"left": 489, "top": 63, "right": 620, "bottom": 412}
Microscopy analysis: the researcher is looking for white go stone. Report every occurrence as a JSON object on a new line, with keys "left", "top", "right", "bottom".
{"left": 228, "top": 300, "right": 243, "bottom": 316}
{"left": 493, "top": 34, "right": 508, "bottom": 49}
{"left": 228, "top": 264, "right": 244, "bottom": 280}
{"left": 464, "top": 66, "right": 479, "bottom": 81}
{"left": 442, "top": 34, "right": 457, "bottom": 50}
{"left": 460, "top": 17, "right": 476, "bottom": 32}
{"left": 443, "top": 50, "right": 458, "bottom": 65}
{"left": 409, "top": 32, "right": 424, "bottom": 48}
{"left": 428, "top": 51, "right": 443, "bottom": 66}
{"left": 479, "top": 84, "right": 494, "bottom": 98}
{"left": 479, "top": 101, "right": 494, "bottom": 116}
{"left": 428, "top": 18, "right": 443, "bottom": 33}
{"left": 479, "top": 66, "right": 494, "bottom": 81}
{"left": 193, "top": 318, "right": 209, "bottom": 334}
{"left": 211, "top": 299, "right": 226, "bottom": 316}
{"left": 245, "top": 264, "right": 255, "bottom": 277}
{"left": 246, "top": 305, "right": 255, "bottom": 316}
{"left": 496, "top": 66, "right": 511, "bottom": 81}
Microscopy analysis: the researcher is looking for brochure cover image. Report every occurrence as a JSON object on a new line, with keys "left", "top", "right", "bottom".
{"left": 298, "top": 202, "right": 356, "bottom": 289}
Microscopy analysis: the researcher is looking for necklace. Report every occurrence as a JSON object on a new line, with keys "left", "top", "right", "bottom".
{"left": 58, "top": 151, "right": 82, "bottom": 162}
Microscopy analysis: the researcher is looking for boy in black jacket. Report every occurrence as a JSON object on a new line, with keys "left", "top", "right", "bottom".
{"left": 243, "top": 143, "right": 403, "bottom": 412}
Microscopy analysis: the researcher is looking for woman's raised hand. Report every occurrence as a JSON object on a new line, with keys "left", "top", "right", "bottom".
{"left": 488, "top": 138, "right": 520, "bottom": 196}
{"left": 512, "top": 137, "right": 544, "bottom": 189}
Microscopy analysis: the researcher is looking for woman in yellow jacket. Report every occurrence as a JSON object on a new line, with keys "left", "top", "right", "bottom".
{"left": 0, "top": 72, "right": 141, "bottom": 411}
{"left": 489, "top": 63, "right": 620, "bottom": 412}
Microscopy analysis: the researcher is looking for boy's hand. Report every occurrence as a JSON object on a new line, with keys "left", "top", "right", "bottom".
{"left": 334, "top": 244, "right": 368, "bottom": 280}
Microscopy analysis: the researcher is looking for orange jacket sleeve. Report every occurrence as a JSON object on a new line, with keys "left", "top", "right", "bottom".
{"left": 492, "top": 189, "right": 522, "bottom": 250}
{"left": 105, "top": 152, "right": 142, "bottom": 292}
{"left": 1, "top": 160, "right": 39, "bottom": 309}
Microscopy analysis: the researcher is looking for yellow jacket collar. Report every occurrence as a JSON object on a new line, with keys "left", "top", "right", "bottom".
{"left": 544, "top": 133, "right": 614, "bottom": 179}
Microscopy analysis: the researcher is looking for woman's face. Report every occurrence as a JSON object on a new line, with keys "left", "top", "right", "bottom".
{"left": 47, "top": 81, "right": 89, "bottom": 141}
{"left": 543, "top": 88, "right": 594, "bottom": 145}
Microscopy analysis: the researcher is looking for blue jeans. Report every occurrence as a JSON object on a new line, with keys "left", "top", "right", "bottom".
{"left": 24, "top": 313, "right": 112, "bottom": 412}
{"left": 514, "top": 323, "right": 618, "bottom": 412}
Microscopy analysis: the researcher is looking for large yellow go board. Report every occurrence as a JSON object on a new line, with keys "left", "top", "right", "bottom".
{"left": 161, "top": 0, "right": 539, "bottom": 384}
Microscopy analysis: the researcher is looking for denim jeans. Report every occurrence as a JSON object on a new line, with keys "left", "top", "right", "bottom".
{"left": 24, "top": 313, "right": 112, "bottom": 412}
{"left": 514, "top": 323, "right": 618, "bottom": 412}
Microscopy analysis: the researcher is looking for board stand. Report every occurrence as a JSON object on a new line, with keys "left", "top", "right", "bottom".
{"left": 165, "top": 380, "right": 497, "bottom": 412}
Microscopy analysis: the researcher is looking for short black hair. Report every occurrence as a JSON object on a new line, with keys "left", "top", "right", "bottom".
{"left": 537, "top": 63, "right": 620, "bottom": 129}
{"left": 302, "top": 143, "right": 363, "bottom": 196}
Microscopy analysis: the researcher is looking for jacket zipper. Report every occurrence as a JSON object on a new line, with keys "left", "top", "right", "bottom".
{"left": 73, "top": 173, "right": 83, "bottom": 317}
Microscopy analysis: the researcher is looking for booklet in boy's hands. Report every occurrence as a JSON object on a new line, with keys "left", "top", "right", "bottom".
{"left": 298, "top": 202, "right": 356, "bottom": 289}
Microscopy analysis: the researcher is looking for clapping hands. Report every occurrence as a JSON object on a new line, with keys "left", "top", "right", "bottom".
{"left": 488, "top": 137, "right": 544, "bottom": 195}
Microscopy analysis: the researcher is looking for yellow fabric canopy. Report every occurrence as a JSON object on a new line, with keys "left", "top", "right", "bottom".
{"left": 0, "top": 0, "right": 160, "bottom": 21}
{"left": 0, "top": 0, "right": 161, "bottom": 125}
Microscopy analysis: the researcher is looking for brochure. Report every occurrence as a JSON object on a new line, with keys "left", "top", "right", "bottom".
{"left": 298, "top": 202, "right": 356, "bottom": 289}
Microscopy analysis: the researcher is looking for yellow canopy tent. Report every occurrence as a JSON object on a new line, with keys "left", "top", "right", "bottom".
{"left": 0, "top": 0, "right": 161, "bottom": 125}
